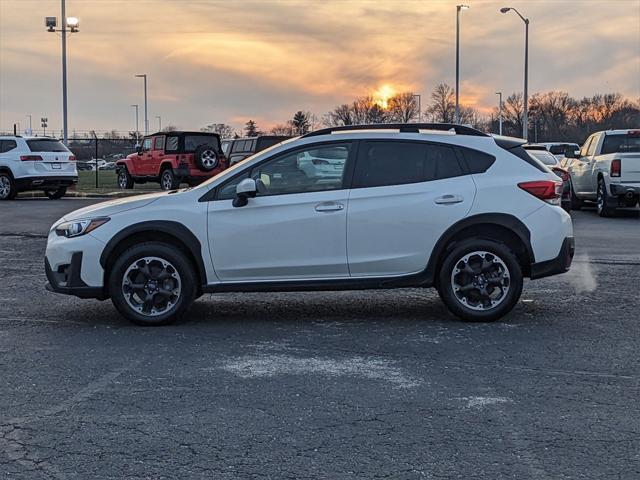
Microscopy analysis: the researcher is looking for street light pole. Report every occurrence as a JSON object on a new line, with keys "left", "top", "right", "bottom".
{"left": 496, "top": 92, "right": 503, "bottom": 135}
{"left": 455, "top": 5, "right": 469, "bottom": 125}
{"left": 131, "top": 104, "right": 139, "bottom": 142}
{"left": 156, "top": 115, "right": 162, "bottom": 132}
{"left": 26, "top": 114, "right": 32, "bottom": 134}
{"left": 135, "top": 74, "right": 148, "bottom": 135}
{"left": 500, "top": 7, "right": 529, "bottom": 140}
{"left": 412, "top": 94, "right": 421, "bottom": 123}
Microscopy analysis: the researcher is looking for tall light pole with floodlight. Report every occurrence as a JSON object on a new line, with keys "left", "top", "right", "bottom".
{"left": 46, "top": 1, "right": 79, "bottom": 145}
{"left": 135, "top": 74, "right": 148, "bottom": 135}
{"left": 131, "top": 104, "right": 139, "bottom": 142}
{"left": 500, "top": 6, "right": 529, "bottom": 139}
{"left": 455, "top": 4, "right": 469, "bottom": 124}
{"left": 496, "top": 91, "right": 503, "bottom": 135}
{"left": 156, "top": 115, "right": 162, "bottom": 132}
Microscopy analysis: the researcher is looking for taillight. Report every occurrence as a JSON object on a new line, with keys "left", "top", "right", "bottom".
{"left": 518, "top": 180, "right": 563, "bottom": 205}
{"left": 20, "top": 155, "right": 43, "bottom": 161}
{"left": 611, "top": 159, "right": 621, "bottom": 177}
{"left": 68, "top": 155, "right": 76, "bottom": 161}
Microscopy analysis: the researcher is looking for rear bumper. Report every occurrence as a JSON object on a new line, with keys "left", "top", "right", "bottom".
{"left": 45, "top": 253, "right": 106, "bottom": 299}
{"left": 610, "top": 183, "right": 640, "bottom": 195}
{"left": 15, "top": 176, "right": 77, "bottom": 191}
{"left": 530, "top": 236, "right": 575, "bottom": 279}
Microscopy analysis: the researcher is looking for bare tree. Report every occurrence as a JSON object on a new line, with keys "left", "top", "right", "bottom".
{"left": 427, "top": 84, "right": 455, "bottom": 123}
{"left": 270, "top": 123, "right": 294, "bottom": 135}
{"left": 388, "top": 93, "right": 419, "bottom": 123}
{"left": 201, "top": 123, "right": 236, "bottom": 138}
{"left": 323, "top": 104, "right": 354, "bottom": 127}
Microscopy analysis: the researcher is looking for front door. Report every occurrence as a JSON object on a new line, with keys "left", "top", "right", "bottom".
{"left": 347, "top": 140, "right": 476, "bottom": 277}
{"left": 207, "top": 142, "right": 353, "bottom": 282}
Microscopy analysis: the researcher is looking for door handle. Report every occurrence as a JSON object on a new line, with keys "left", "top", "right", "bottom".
{"left": 315, "top": 202, "right": 344, "bottom": 212}
{"left": 434, "top": 194, "right": 463, "bottom": 205}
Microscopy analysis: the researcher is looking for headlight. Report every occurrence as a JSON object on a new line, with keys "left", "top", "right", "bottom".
{"left": 55, "top": 217, "right": 110, "bottom": 238}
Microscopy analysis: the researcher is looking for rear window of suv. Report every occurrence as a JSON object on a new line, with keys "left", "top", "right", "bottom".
{"left": 27, "top": 139, "right": 69, "bottom": 152}
{"left": 601, "top": 133, "right": 640, "bottom": 154}
{"left": 184, "top": 135, "right": 220, "bottom": 153}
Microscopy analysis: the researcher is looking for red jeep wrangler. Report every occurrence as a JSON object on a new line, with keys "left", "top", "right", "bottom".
{"left": 116, "top": 131, "right": 228, "bottom": 190}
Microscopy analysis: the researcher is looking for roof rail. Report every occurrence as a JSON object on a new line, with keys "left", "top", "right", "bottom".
{"left": 302, "top": 123, "right": 489, "bottom": 138}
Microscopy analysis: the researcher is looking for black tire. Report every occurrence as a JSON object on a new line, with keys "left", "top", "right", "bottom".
{"left": 160, "top": 168, "right": 180, "bottom": 191}
{"left": 569, "top": 178, "right": 582, "bottom": 210}
{"left": 437, "top": 238, "right": 523, "bottom": 322}
{"left": 109, "top": 242, "right": 197, "bottom": 326}
{"left": 596, "top": 177, "right": 615, "bottom": 217}
{"left": 194, "top": 144, "right": 219, "bottom": 172}
{"left": 45, "top": 187, "right": 67, "bottom": 200}
{"left": 117, "top": 167, "right": 134, "bottom": 189}
{"left": 0, "top": 172, "right": 17, "bottom": 200}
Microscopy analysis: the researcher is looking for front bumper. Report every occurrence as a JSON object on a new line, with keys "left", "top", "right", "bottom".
{"left": 530, "top": 236, "right": 575, "bottom": 279}
{"left": 45, "top": 253, "right": 106, "bottom": 299}
{"left": 15, "top": 176, "right": 78, "bottom": 192}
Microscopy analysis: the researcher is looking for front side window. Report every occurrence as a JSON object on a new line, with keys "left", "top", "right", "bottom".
{"left": 580, "top": 136, "right": 594, "bottom": 157}
{"left": 586, "top": 135, "right": 599, "bottom": 156}
{"left": 252, "top": 143, "right": 350, "bottom": 196}
{"left": 142, "top": 138, "right": 152, "bottom": 151}
{"left": 353, "top": 141, "right": 462, "bottom": 188}
{"left": 27, "top": 139, "right": 69, "bottom": 152}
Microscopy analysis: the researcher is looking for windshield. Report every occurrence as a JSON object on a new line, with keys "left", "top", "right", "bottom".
{"left": 601, "top": 133, "right": 640, "bottom": 154}
{"left": 527, "top": 150, "right": 558, "bottom": 166}
{"left": 548, "top": 144, "right": 579, "bottom": 155}
{"left": 27, "top": 139, "right": 69, "bottom": 152}
{"left": 192, "top": 137, "right": 298, "bottom": 191}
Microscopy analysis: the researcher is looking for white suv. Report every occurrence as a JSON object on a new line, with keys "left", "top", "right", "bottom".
{"left": 0, "top": 136, "right": 78, "bottom": 200}
{"left": 44, "top": 124, "right": 574, "bottom": 325}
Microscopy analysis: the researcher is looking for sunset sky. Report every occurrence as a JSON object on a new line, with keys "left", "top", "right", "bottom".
{"left": 1, "top": 0, "right": 639, "bottom": 135}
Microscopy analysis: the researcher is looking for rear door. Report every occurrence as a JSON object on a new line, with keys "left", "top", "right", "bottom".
{"left": 346, "top": 140, "right": 476, "bottom": 277}
{"left": 25, "top": 138, "right": 75, "bottom": 176}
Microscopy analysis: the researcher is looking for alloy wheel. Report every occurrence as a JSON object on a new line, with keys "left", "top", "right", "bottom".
{"left": 161, "top": 171, "right": 173, "bottom": 190}
{"left": 201, "top": 150, "right": 217, "bottom": 168}
{"left": 0, "top": 175, "right": 11, "bottom": 199}
{"left": 450, "top": 251, "right": 510, "bottom": 311}
{"left": 118, "top": 171, "right": 128, "bottom": 189}
{"left": 121, "top": 256, "right": 182, "bottom": 317}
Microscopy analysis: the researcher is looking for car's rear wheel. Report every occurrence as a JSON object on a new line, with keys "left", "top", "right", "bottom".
{"left": 597, "top": 177, "right": 615, "bottom": 217}
{"left": 0, "top": 173, "right": 17, "bottom": 200}
{"left": 160, "top": 169, "right": 180, "bottom": 191}
{"left": 569, "top": 178, "right": 582, "bottom": 210}
{"left": 437, "top": 239, "right": 523, "bottom": 322}
{"left": 117, "top": 168, "right": 134, "bottom": 189}
{"left": 109, "top": 242, "right": 197, "bottom": 326}
{"left": 45, "top": 187, "right": 67, "bottom": 200}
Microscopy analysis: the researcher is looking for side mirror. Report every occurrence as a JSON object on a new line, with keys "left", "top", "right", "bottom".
{"left": 233, "top": 178, "right": 257, "bottom": 207}
{"left": 135, "top": 144, "right": 142, "bottom": 155}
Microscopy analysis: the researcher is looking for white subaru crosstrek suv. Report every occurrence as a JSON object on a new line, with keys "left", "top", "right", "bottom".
{"left": 45, "top": 124, "right": 574, "bottom": 326}
{"left": 0, "top": 136, "right": 78, "bottom": 200}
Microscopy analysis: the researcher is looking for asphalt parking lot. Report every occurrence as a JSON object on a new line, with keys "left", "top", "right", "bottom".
{"left": 0, "top": 198, "right": 638, "bottom": 479}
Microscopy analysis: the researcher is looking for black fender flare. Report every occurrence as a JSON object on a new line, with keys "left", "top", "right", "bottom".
{"left": 424, "top": 213, "right": 534, "bottom": 283}
{"left": 99, "top": 221, "right": 207, "bottom": 285}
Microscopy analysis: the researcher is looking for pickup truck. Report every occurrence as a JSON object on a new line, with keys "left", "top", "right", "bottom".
{"left": 564, "top": 129, "right": 640, "bottom": 216}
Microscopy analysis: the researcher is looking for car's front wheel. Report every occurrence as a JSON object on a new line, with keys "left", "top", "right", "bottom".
{"left": 109, "top": 242, "right": 197, "bottom": 326}
{"left": 0, "top": 172, "right": 17, "bottom": 200}
{"left": 45, "top": 187, "right": 67, "bottom": 200}
{"left": 437, "top": 239, "right": 523, "bottom": 322}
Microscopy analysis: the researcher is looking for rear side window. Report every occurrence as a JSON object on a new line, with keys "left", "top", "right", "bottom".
{"left": 458, "top": 147, "right": 495, "bottom": 173}
{"left": 0, "top": 140, "right": 17, "bottom": 153}
{"left": 165, "top": 136, "right": 179, "bottom": 152}
{"left": 601, "top": 134, "right": 640, "bottom": 154}
{"left": 353, "top": 141, "right": 463, "bottom": 188}
{"left": 27, "top": 139, "right": 68, "bottom": 152}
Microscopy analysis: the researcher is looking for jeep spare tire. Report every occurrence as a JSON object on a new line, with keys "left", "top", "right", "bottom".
{"left": 194, "top": 145, "right": 219, "bottom": 172}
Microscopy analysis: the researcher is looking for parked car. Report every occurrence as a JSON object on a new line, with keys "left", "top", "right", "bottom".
{"left": 537, "top": 142, "right": 580, "bottom": 161}
{"left": 76, "top": 161, "right": 93, "bottom": 171}
{"left": 45, "top": 123, "right": 573, "bottom": 326}
{"left": 524, "top": 145, "right": 571, "bottom": 212}
{"left": 0, "top": 136, "right": 77, "bottom": 200}
{"left": 116, "top": 131, "right": 227, "bottom": 191}
{"left": 564, "top": 129, "right": 640, "bottom": 216}
{"left": 223, "top": 135, "right": 290, "bottom": 165}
